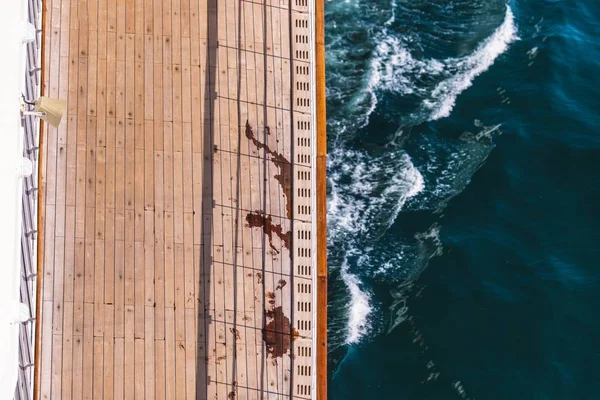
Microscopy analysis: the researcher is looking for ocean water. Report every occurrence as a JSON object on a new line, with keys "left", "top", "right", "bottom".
{"left": 325, "top": 0, "right": 600, "bottom": 398}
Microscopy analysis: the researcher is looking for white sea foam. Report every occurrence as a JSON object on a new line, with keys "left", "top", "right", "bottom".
{"left": 340, "top": 258, "right": 372, "bottom": 344}
{"left": 362, "top": 5, "right": 518, "bottom": 124}
{"left": 328, "top": 149, "right": 424, "bottom": 239}
{"left": 425, "top": 6, "right": 519, "bottom": 119}
{"left": 328, "top": 147, "right": 424, "bottom": 344}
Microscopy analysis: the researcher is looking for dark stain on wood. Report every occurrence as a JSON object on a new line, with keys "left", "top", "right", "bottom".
{"left": 229, "top": 327, "right": 241, "bottom": 340}
{"left": 263, "top": 306, "right": 294, "bottom": 359}
{"left": 275, "top": 279, "right": 287, "bottom": 290}
{"left": 245, "top": 211, "right": 291, "bottom": 252}
{"left": 245, "top": 121, "right": 293, "bottom": 219}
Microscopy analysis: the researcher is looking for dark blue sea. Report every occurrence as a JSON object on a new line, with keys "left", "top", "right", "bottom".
{"left": 325, "top": 0, "right": 600, "bottom": 398}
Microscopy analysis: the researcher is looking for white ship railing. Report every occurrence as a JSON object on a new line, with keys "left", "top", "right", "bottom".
{"left": 0, "top": 0, "right": 42, "bottom": 398}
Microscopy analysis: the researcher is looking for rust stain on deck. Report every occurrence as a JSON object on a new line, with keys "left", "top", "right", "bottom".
{"left": 275, "top": 279, "right": 287, "bottom": 290}
{"left": 263, "top": 306, "right": 293, "bottom": 359}
{"left": 245, "top": 121, "right": 293, "bottom": 219}
{"left": 245, "top": 212, "right": 291, "bottom": 253}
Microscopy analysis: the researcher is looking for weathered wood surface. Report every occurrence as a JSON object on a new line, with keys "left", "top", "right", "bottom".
{"left": 37, "top": 0, "right": 318, "bottom": 398}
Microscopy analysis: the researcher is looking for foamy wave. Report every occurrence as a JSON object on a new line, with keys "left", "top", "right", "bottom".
{"left": 340, "top": 259, "right": 372, "bottom": 344}
{"left": 425, "top": 6, "right": 519, "bottom": 119}
{"left": 363, "top": 5, "right": 518, "bottom": 123}
{"left": 328, "top": 149, "right": 424, "bottom": 238}
{"left": 328, "top": 146, "right": 424, "bottom": 344}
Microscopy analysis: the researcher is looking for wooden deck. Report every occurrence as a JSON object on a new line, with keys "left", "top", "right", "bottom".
{"left": 36, "top": 0, "right": 321, "bottom": 398}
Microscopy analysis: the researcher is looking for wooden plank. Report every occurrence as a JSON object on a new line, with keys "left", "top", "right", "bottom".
{"left": 172, "top": 64, "right": 182, "bottom": 126}
{"left": 124, "top": 335, "right": 135, "bottom": 400}
{"left": 164, "top": 308, "right": 176, "bottom": 400}
{"left": 39, "top": 302, "right": 52, "bottom": 399}
{"left": 134, "top": 0, "right": 143, "bottom": 35}
{"left": 73, "top": 239, "right": 85, "bottom": 334}
{"left": 145, "top": 210, "right": 155, "bottom": 306}
{"left": 162, "top": 54, "right": 173, "bottom": 122}
{"left": 193, "top": 155, "right": 202, "bottom": 245}
{"left": 93, "top": 336, "right": 105, "bottom": 399}
{"left": 94, "top": 243, "right": 105, "bottom": 338}
{"left": 61, "top": 302, "right": 74, "bottom": 400}
{"left": 175, "top": 334, "right": 186, "bottom": 400}
{"left": 184, "top": 308, "right": 196, "bottom": 399}
{"left": 95, "top": 147, "right": 106, "bottom": 234}
{"left": 171, "top": 0, "right": 181, "bottom": 64}
{"left": 134, "top": 60, "right": 144, "bottom": 121}
{"left": 155, "top": 340, "right": 166, "bottom": 400}
{"left": 72, "top": 333, "right": 84, "bottom": 399}
{"left": 52, "top": 236, "right": 65, "bottom": 334}
{"left": 114, "top": 338, "right": 124, "bottom": 400}
{"left": 97, "top": 58, "right": 107, "bottom": 145}
{"left": 114, "top": 239, "right": 125, "bottom": 337}
{"left": 172, "top": 150, "right": 183, "bottom": 244}
{"left": 87, "top": 29, "right": 98, "bottom": 117}
{"left": 104, "top": 304, "right": 115, "bottom": 400}
{"left": 145, "top": 122, "right": 155, "bottom": 210}
{"left": 145, "top": 38, "right": 155, "bottom": 122}
{"left": 134, "top": 339, "right": 145, "bottom": 399}
{"left": 124, "top": 237, "right": 135, "bottom": 306}
{"left": 164, "top": 211, "right": 174, "bottom": 308}
{"left": 51, "top": 334, "right": 62, "bottom": 399}
{"left": 105, "top": 213, "right": 115, "bottom": 304}
{"left": 83, "top": 303, "right": 94, "bottom": 400}
{"left": 183, "top": 213, "right": 194, "bottom": 309}
{"left": 134, "top": 147, "right": 145, "bottom": 240}
{"left": 84, "top": 232, "right": 95, "bottom": 304}
{"left": 43, "top": 205, "right": 55, "bottom": 303}
{"left": 182, "top": 125, "right": 193, "bottom": 213}
{"left": 144, "top": 307, "right": 156, "bottom": 400}
{"left": 125, "top": 0, "right": 134, "bottom": 33}
{"left": 153, "top": 0, "right": 163, "bottom": 64}
{"left": 134, "top": 241, "right": 145, "bottom": 338}
{"left": 155, "top": 151, "right": 166, "bottom": 340}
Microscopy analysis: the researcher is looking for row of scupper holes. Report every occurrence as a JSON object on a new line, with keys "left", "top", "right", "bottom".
{"left": 295, "top": 19, "right": 309, "bottom": 28}
{"left": 297, "top": 153, "right": 311, "bottom": 164}
{"left": 295, "top": 50, "right": 309, "bottom": 59}
{"left": 297, "top": 187, "right": 311, "bottom": 197}
{"left": 296, "top": 97, "right": 310, "bottom": 107}
{"left": 298, "top": 283, "right": 312, "bottom": 294}
{"left": 297, "top": 319, "right": 312, "bottom": 330}
{"left": 298, "top": 230, "right": 311, "bottom": 240}
{"left": 298, "top": 365, "right": 312, "bottom": 376}
{"left": 296, "top": 81, "right": 310, "bottom": 91}
{"left": 297, "top": 385, "right": 310, "bottom": 396}
{"left": 295, "top": 34, "right": 309, "bottom": 44}
{"left": 298, "top": 346, "right": 312, "bottom": 357}
{"left": 296, "top": 65, "right": 310, "bottom": 75}
{"left": 297, "top": 186, "right": 310, "bottom": 197}
{"left": 297, "top": 170, "right": 310, "bottom": 180}
{"left": 297, "top": 137, "right": 311, "bottom": 147}
{"left": 298, "top": 301, "right": 312, "bottom": 312}
{"left": 297, "top": 247, "right": 311, "bottom": 257}
{"left": 298, "top": 265, "right": 311, "bottom": 276}
{"left": 297, "top": 120, "right": 311, "bottom": 130}
{"left": 298, "top": 204, "right": 310, "bottom": 215}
